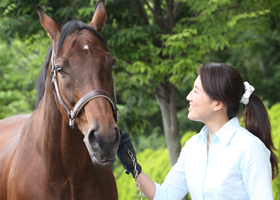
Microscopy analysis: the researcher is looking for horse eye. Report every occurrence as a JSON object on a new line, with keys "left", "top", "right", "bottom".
{"left": 56, "top": 67, "right": 62, "bottom": 73}
{"left": 111, "top": 59, "right": 117, "bottom": 69}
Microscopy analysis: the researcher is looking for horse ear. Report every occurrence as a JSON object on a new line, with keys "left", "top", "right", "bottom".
{"left": 36, "top": 5, "right": 61, "bottom": 42}
{"left": 89, "top": 0, "right": 107, "bottom": 33}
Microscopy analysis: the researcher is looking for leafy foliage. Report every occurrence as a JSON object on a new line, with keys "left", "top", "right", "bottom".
{"left": 268, "top": 103, "right": 280, "bottom": 199}
{"left": 0, "top": 37, "right": 50, "bottom": 119}
{"left": 208, "top": 27, "right": 280, "bottom": 107}
{"left": 1, "top": 0, "right": 280, "bottom": 132}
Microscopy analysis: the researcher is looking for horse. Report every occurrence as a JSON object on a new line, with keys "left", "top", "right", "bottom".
{"left": 0, "top": 1, "right": 120, "bottom": 199}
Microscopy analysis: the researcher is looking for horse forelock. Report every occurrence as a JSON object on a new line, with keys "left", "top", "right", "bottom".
{"left": 56, "top": 20, "right": 108, "bottom": 56}
{"left": 35, "top": 20, "right": 108, "bottom": 110}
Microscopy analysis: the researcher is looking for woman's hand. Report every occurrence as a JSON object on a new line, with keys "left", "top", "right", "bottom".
{"left": 117, "top": 130, "right": 142, "bottom": 178}
{"left": 117, "top": 130, "right": 156, "bottom": 200}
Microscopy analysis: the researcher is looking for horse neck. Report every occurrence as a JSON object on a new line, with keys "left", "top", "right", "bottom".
{"left": 34, "top": 69, "right": 90, "bottom": 179}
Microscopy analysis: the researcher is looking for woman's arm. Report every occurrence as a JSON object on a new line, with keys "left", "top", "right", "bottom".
{"left": 137, "top": 171, "right": 156, "bottom": 200}
{"left": 117, "top": 130, "right": 189, "bottom": 200}
{"left": 241, "top": 140, "right": 273, "bottom": 200}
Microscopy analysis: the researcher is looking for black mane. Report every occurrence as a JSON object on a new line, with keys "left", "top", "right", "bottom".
{"left": 35, "top": 20, "right": 108, "bottom": 109}
{"left": 35, "top": 44, "right": 52, "bottom": 109}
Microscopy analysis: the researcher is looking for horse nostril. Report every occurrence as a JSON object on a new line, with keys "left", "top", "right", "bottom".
{"left": 87, "top": 127, "right": 120, "bottom": 153}
{"left": 88, "top": 130, "right": 100, "bottom": 151}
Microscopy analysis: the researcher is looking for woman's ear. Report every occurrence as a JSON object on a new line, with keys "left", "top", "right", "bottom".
{"left": 213, "top": 101, "right": 225, "bottom": 112}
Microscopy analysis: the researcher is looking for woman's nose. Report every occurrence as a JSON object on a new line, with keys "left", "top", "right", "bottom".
{"left": 186, "top": 91, "right": 192, "bottom": 101}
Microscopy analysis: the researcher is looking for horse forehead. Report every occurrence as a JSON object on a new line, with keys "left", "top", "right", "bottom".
{"left": 60, "top": 35, "right": 106, "bottom": 62}
{"left": 79, "top": 29, "right": 100, "bottom": 41}
{"left": 65, "top": 29, "right": 104, "bottom": 49}
{"left": 62, "top": 32, "right": 110, "bottom": 69}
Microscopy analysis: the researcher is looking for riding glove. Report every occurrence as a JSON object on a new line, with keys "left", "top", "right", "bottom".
{"left": 117, "top": 130, "right": 142, "bottom": 178}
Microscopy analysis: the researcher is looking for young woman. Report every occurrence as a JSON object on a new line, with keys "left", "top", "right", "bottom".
{"left": 117, "top": 63, "right": 279, "bottom": 200}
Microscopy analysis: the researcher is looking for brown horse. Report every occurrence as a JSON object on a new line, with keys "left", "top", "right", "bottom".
{"left": 0, "top": 1, "right": 119, "bottom": 199}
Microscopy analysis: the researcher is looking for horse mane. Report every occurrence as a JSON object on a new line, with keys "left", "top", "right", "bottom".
{"left": 35, "top": 43, "right": 52, "bottom": 109}
{"left": 35, "top": 20, "right": 108, "bottom": 110}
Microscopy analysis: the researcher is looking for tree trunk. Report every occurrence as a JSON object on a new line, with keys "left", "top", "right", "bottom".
{"left": 154, "top": 81, "right": 181, "bottom": 166}
{"left": 151, "top": 1, "right": 188, "bottom": 198}
{"left": 155, "top": 81, "right": 189, "bottom": 200}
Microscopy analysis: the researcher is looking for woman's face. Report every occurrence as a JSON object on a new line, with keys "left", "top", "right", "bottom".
{"left": 186, "top": 76, "right": 217, "bottom": 123}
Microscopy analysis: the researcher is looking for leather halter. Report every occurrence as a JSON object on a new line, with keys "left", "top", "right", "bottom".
{"left": 51, "top": 49, "right": 118, "bottom": 129}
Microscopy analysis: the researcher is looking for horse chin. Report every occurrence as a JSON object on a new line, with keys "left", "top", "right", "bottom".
{"left": 90, "top": 155, "right": 116, "bottom": 167}
{"left": 83, "top": 137, "right": 116, "bottom": 166}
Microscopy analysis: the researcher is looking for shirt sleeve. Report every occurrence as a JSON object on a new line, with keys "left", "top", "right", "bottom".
{"left": 153, "top": 142, "right": 189, "bottom": 200}
{"left": 240, "top": 139, "right": 273, "bottom": 200}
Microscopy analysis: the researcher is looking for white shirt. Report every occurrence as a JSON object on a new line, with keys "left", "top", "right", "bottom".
{"left": 152, "top": 117, "right": 272, "bottom": 200}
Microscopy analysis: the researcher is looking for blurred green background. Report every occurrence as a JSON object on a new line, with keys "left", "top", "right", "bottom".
{"left": 1, "top": 0, "right": 280, "bottom": 199}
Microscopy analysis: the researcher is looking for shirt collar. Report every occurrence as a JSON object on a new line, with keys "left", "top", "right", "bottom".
{"left": 197, "top": 125, "right": 208, "bottom": 144}
{"left": 197, "top": 117, "right": 241, "bottom": 146}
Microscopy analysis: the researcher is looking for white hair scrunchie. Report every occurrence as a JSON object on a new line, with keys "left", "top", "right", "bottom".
{"left": 240, "top": 81, "right": 255, "bottom": 105}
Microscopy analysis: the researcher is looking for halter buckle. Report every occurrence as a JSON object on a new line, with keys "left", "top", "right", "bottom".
{"left": 69, "top": 118, "right": 75, "bottom": 129}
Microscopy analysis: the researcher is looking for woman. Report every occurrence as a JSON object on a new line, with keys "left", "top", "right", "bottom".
{"left": 117, "top": 63, "right": 279, "bottom": 200}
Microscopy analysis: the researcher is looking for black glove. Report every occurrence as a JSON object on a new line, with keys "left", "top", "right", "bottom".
{"left": 117, "top": 130, "right": 142, "bottom": 178}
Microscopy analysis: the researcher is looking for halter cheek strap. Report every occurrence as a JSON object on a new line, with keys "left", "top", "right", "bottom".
{"left": 51, "top": 49, "right": 118, "bottom": 129}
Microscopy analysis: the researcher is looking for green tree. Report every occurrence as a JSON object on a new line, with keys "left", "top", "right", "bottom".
{"left": 102, "top": 0, "right": 276, "bottom": 168}
{"left": 1, "top": 0, "right": 280, "bottom": 167}
{"left": 0, "top": 37, "right": 49, "bottom": 119}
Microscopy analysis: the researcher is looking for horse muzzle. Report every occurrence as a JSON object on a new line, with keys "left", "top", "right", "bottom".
{"left": 83, "top": 128, "right": 120, "bottom": 166}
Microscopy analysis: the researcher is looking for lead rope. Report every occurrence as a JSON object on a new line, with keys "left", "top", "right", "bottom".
{"left": 126, "top": 149, "right": 143, "bottom": 200}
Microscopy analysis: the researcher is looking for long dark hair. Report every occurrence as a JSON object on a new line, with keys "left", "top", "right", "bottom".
{"left": 198, "top": 63, "right": 279, "bottom": 180}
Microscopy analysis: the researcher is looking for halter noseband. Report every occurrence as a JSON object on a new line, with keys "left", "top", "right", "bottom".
{"left": 51, "top": 49, "right": 118, "bottom": 129}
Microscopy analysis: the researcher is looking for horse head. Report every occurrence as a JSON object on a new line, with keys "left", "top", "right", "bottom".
{"left": 37, "top": 0, "right": 119, "bottom": 167}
